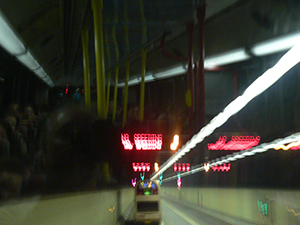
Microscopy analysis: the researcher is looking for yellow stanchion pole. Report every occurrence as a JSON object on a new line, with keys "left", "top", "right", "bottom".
{"left": 105, "top": 28, "right": 111, "bottom": 119}
{"left": 139, "top": 48, "right": 147, "bottom": 122}
{"left": 92, "top": 0, "right": 109, "bottom": 183}
{"left": 81, "top": 29, "right": 91, "bottom": 108}
{"left": 111, "top": 3, "right": 119, "bottom": 124}
{"left": 106, "top": 71, "right": 111, "bottom": 118}
{"left": 123, "top": 60, "right": 130, "bottom": 127}
{"left": 112, "top": 66, "right": 119, "bottom": 123}
{"left": 91, "top": 0, "right": 106, "bottom": 119}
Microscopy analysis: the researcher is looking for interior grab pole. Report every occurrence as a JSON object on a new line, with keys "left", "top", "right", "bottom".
{"left": 81, "top": 29, "right": 91, "bottom": 108}
{"left": 91, "top": 0, "right": 106, "bottom": 119}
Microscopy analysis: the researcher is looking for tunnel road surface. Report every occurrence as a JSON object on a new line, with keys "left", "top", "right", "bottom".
{"left": 160, "top": 197, "right": 231, "bottom": 225}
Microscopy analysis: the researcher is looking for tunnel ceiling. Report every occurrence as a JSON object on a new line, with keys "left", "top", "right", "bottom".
{"left": 1, "top": 0, "right": 300, "bottom": 87}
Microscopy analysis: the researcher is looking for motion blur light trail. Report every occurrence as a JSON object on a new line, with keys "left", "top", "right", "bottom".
{"left": 274, "top": 139, "right": 300, "bottom": 150}
{"left": 207, "top": 135, "right": 260, "bottom": 150}
{"left": 286, "top": 205, "right": 300, "bottom": 216}
{"left": 151, "top": 38, "right": 300, "bottom": 180}
{"left": 161, "top": 132, "right": 300, "bottom": 182}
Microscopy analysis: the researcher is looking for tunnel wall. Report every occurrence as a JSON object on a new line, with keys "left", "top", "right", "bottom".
{"left": 162, "top": 187, "right": 300, "bottom": 225}
{"left": 0, "top": 187, "right": 134, "bottom": 225}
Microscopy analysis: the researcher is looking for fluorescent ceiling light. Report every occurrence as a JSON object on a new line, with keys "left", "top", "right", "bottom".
{"left": 42, "top": 76, "right": 50, "bottom": 81}
{"left": 203, "top": 32, "right": 300, "bottom": 69}
{"left": 118, "top": 75, "right": 155, "bottom": 87}
{"left": 154, "top": 65, "right": 186, "bottom": 79}
{"left": 144, "top": 75, "right": 155, "bottom": 82}
{"left": 0, "top": 11, "right": 25, "bottom": 55}
{"left": 151, "top": 40, "right": 300, "bottom": 180}
{"left": 34, "top": 67, "right": 47, "bottom": 78}
{"left": 16, "top": 51, "right": 40, "bottom": 70}
{"left": 117, "top": 83, "right": 125, "bottom": 87}
{"left": 204, "top": 48, "right": 250, "bottom": 69}
{"left": 118, "top": 65, "right": 186, "bottom": 87}
{"left": 161, "top": 132, "right": 300, "bottom": 182}
{"left": 117, "top": 32, "right": 300, "bottom": 87}
{"left": 0, "top": 10, "right": 54, "bottom": 87}
{"left": 127, "top": 75, "right": 155, "bottom": 85}
{"left": 48, "top": 80, "right": 55, "bottom": 87}
{"left": 252, "top": 32, "right": 300, "bottom": 56}
{"left": 128, "top": 78, "right": 139, "bottom": 86}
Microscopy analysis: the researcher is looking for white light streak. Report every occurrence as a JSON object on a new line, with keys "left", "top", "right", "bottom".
{"left": 160, "top": 133, "right": 300, "bottom": 182}
{"left": 151, "top": 40, "right": 300, "bottom": 180}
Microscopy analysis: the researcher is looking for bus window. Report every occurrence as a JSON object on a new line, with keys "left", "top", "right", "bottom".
{"left": 137, "top": 201, "right": 159, "bottom": 212}
{"left": 136, "top": 180, "right": 158, "bottom": 195}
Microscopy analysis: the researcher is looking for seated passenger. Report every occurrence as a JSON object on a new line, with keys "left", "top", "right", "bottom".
{"left": 0, "top": 105, "right": 118, "bottom": 200}
{"left": 23, "top": 105, "right": 37, "bottom": 123}
{"left": 4, "top": 114, "right": 27, "bottom": 158}
{"left": 0, "top": 119, "right": 11, "bottom": 158}
{"left": 19, "top": 104, "right": 38, "bottom": 156}
{"left": 4, "top": 103, "right": 23, "bottom": 121}
{"left": 0, "top": 119, "right": 28, "bottom": 201}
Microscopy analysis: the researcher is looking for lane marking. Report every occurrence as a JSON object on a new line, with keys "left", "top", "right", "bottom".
{"left": 162, "top": 199, "right": 201, "bottom": 225}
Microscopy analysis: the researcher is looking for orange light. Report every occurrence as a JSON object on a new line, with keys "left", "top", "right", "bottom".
{"left": 274, "top": 139, "right": 300, "bottom": 150}
{"left": 286, "top": 205, "right": 300, "bottom": 216}
{"left": 170, "top": 134, "right": 180, "bottom": 150}
{"left": 154, "top": 162, "right": 159, "bottom": 172}
{"left": 204, "top": 163, "right": 210, "bottom": 172}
